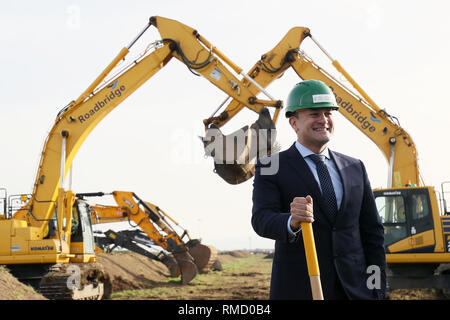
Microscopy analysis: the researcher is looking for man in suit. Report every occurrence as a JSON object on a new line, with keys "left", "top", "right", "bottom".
{"left": 251, "top": 80, "right": 386, "bottom": 300}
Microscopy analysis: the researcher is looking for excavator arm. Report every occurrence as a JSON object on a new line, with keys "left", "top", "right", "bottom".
{"left": 16, "top": 16, "right": 282, "bottom": 235}
{"left": 209, "top": 27, "right": 420, "bottom": 188}
{"left": 289, "top": 49, "right": 420, "bottom": 188}
{"left": 0, "top": 16, "right": 284, "bottom": 299}
{"left": 80, "top": 191, "right": 217, "bottom": 284}
{"left": 229, "top": 28, "right": 450, "bottom": 268}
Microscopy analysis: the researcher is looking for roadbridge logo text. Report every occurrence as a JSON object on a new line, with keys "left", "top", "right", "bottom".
{"left": 329, "top": 86, "right": 378, "bottom": 133}
{"left": 77, "top": 80, "right": 126, "bottom": 123}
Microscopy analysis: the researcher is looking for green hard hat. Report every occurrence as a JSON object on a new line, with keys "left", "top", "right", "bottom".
{"left": 285, "top": 80, "right": 339, "bottom": 117}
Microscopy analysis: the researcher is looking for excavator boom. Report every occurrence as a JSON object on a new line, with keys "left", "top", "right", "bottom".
{"left": 207, "top": 26, "right": 419, "bottom": 188}
{"left": 289, "top": 53, "right": 420, "bottom": 188}
{"left": 0, "top": 16, "right": 282, "bottom": 299}
{"left": 18, "top": 15, "right": 282, "bottom": 230}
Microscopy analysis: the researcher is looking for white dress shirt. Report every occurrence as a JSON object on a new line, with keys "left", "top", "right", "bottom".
{"left": 287, "top": 141, "right": 344, "bottom": 236}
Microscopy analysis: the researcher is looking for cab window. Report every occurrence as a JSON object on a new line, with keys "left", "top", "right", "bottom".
{"left": 410, "top": 193, "right": 430, "bottom": 221}
{"left": 375, "top": 195, "right": 407, "bottom": 246}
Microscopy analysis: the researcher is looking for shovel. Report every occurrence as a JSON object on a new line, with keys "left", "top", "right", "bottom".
{"left": 301, "top": 221, "right": 324, "bottom": 300}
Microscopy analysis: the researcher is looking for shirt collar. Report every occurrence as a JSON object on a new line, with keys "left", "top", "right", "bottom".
{"left": 295, "top": 140, "right": 330, "bottom": 160}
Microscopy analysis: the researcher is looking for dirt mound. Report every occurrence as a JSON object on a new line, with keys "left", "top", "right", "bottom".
{"left": 96, "top": 252, "right": 170, "bottom": 292}
{"left": 0, "top": 266, "right": 46, "bottom": 300}
{"left": 216, "top": 254, "right": 237, "bottom": 265}
{"left": 220, "top": 250, "right": 251, "bottom": 258}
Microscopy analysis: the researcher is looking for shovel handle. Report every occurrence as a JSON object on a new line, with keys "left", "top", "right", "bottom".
{"left": 300, "top": 221, "right": 324, "bottom": 300}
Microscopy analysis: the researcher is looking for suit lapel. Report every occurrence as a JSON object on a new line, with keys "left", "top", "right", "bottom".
{"left": 285, "top": 143, "right": 333, "bottom": 227}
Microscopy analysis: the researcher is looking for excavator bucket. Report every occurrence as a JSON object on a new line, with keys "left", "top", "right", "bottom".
{"left": 160, "top": 254, "right": 181, "bottom": 278}
{"left": 202, "top": 108, "right": 277, "bottom": 184}
{"left": 186, "top": 240, "right": 218, "bottom": 274}
{"left": 172, "top": 250, "right": 198, "bottom": 284}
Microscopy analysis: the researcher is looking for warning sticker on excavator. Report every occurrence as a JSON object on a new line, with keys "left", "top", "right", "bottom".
{"left": 210, "top": 68, "right": 222, "bottom": 81}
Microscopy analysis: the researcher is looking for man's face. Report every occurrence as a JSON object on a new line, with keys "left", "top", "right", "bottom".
{"left": 289, "top": 107, "right": 335, "bottom": 152}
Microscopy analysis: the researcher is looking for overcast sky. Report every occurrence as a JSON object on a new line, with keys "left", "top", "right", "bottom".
{"left": 1, "top": 0, "right": 449, "bottom": 250}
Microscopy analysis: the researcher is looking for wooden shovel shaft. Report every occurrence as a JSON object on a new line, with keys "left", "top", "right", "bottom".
{"left": 300, "top": 221, "right": 324, "bottom": 300}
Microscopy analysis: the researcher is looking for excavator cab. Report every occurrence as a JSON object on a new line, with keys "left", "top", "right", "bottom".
{"left": 374, "top": 187, "right": 437, "bottom": 254}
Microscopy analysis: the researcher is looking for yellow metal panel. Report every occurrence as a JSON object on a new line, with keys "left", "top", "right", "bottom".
{"left": 70, "top": 241, "right": 86, "bottom": 255}
{"left": 10, "top": 219, "right": 27, "bottom": 230}
{"left": 0, "top": 254, "right": 70, "bottom": 264}
{"left": 13, "top": 227, "right": 41, "bottom": 241}
{"left": 431, "top": 189, "right": 445, "bottom": 252}
{"left": 0, "top": 220, "right": 12, "bottom": 255}
{"left": 70, "top": 242, "right": 96, "bottom": 263}
{"left": 387, "top": 253, "right": 450, "bottom": 264}
{"left": 411, "top": 230, "right": 435, "bottom": 250}
{"left": 71, "top": 254, "right": 96, "bottom": 263}
{"left": 387, "top": 230, "right": 436, "bottom": 253}
{"left": 387, "top": 236, "right": 414, "bottom": 253}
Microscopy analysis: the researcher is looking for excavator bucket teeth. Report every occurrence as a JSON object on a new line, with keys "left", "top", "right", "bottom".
{"left": 173, "top": 251, "right": 198, "bottom": 284}
{"left": 202, "top": 108, "right": 277, "bottom": 185}
{"left": 187, "top": 240, "right": 218, "bottom": 274}
{"left": 160, "top": 255, "right": 181, "bottom": 278}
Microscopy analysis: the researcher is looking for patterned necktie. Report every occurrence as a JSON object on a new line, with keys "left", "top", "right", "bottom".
{"left": 309, "top": 154, "right": 338, "bottom": 220}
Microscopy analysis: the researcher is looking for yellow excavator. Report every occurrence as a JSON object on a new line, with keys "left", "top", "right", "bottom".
{"left": 0, "top": 16, "right": 281, "bottom": 299}
{"left": 78, "top": 190, "right": 217, "bottom": 284}
{"left": 206, "top": 26, "right": 450, "bottom": 292}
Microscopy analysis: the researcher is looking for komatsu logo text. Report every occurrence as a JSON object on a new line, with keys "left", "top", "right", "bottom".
{"left": 329, "top": 86, "right": 378, "bottom": 133}
{"left": 77, "top": 83, "right": 126, "bottom": 123}
{"left": 31, "top": 245, "right": 54, "bottom": 251}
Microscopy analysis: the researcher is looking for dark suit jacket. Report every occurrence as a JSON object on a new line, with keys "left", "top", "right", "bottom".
{"left": 251, "top": 143, "right": 386, "bottom": 300}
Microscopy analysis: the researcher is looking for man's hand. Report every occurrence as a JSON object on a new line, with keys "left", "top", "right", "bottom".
{"left": 290, "top": 195, "right": 314, "bottom": 231}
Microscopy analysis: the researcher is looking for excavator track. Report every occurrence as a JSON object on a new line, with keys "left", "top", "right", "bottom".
{"left": 38, "top": 263, "right": 112, "bottom": 300}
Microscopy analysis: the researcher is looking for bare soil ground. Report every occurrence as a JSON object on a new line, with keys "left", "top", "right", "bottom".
{"left": 388, "top": 288, "right": 446, "bottom": 300}
{"left": 0, "top": 266, "right": 46, "bottom": 300}
{"left": 0, "top": 251, "right": 447, "bottom": 300}
{"left": 108, "top": 250, "right": 272, "bottom": 300}
{"left": 99, "top": 251, "right": 447, "bottom": 300}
